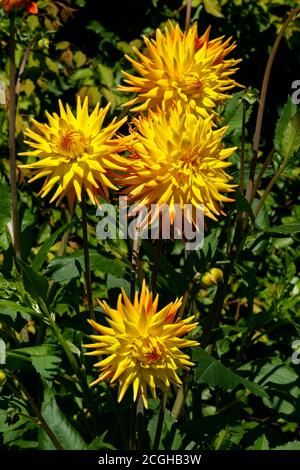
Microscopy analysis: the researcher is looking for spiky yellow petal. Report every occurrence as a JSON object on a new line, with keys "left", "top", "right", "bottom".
{"left": 117, "top": 103, "right": 236, "bottom": 223}
{"left": 118, "top": 21, "right": 242, "bottom": 116}
{"left": 84, "top": 281, "right": 199, "bottom": 407}
{"left": 19, "top": 97, "right": 132, "bottom": 208}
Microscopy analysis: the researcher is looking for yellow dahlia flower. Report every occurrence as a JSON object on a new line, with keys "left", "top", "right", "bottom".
{"left": 19, "top": 97, "right": 131, "bottom": 208}
{"left": 119, "top": 104, "right": 236, "bottom": 222}
{"left": 84, "top": 281, "right": 199, "bottom": 408}
{"left": 119, "top": 22, "right": 241, "bottom": 117}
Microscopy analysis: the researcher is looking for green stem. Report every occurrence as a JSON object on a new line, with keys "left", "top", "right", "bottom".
{"left": 12, "top": 373, "right": 64, "bottom": 450}
{"left": 253, "top": 160, "right": 287, "bottom": 218}
{"left": 250, "top": 148, "right": 275, "bottom": 205}
{"left": 8, "top": 12, "right": 21, "bottom": 260}
{"left": 105, "top": 383, "right": 129, "bottom": 449}
{"left": 151, "top": 238, "right": 163, "bottom": 291}
{"left": 129, "top": 400, "right": 137, "bottom": 450}
{"left": 136, "top": 394, "right": 145, "bottom": 450}
{"left": 185, "top": 0, "right": 192, "bottom": 31}
{"left": 81, "top": 197, "right": 95, "bottom": 321}
{"left": 239, "top": 101, "right": 247, "bottom": 193}
{"left": 16, "top": 35, "right": 37, "bottom": 100}
{"left": 42, "top": 302, "right": 81, "bottom": 377}
{"left": 130, "top": 235, "right": 140, "bottom": 302}
{"left": 153, "top": 391, "right": 167, "bottom": 450}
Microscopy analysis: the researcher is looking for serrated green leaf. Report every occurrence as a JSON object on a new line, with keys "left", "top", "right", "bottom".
{"left": 7, "top": 345, "right": 61, "bottom": 380}
{"left": 0, "top": 300, "right": 33, "bottom": 322}
{"left": 281, "top": 111, "right": 300, "bottom": 159}
{"left": 39, "top": 394, "right": 88, "bottom": 450}
{"left": 273, "top": 441, "right": 300, "bottom": 450}
{"left": 274, "top": 97, "right": 300, "bottom": 158}
{"left": 193, "top": 348, "right": 269, "bottom": 398}
{"left": 252, "top": 434, "right": 270, "bottom": 450}
{"left": 274, "top": 97, "right": 296, "bottom": 151}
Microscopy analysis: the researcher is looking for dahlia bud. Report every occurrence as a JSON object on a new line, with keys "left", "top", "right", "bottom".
{"left": 0, "top": 370, "right": 7, "bottom": 385}
{"left": 201, "top": 267, "right": 224, "bottom": 287}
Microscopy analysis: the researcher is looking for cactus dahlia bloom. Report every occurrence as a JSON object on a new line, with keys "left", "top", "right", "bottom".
{"left": 1, "top": 0, "right": 38, "bottom": 13}
{"left": 19, "top": 97, "right": 131, "bottom": 208}
{"left": 118, "top": 21, "right": 241, "bottom": 117}
{"left": 118, "top": 103, "right": 236, "bottom": 222}
{"left": 84, "top": 282, "right": 199, "bottom": 408}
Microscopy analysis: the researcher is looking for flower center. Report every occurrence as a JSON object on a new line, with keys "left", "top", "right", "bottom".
{"left": 58, "top": 129, "right": 89, "bottom": 159}
{"left": 132, "top": 336, "right": 166, "bottom": 367}
{"left": 181, "top": 73, "right": 203, "bottom": 98}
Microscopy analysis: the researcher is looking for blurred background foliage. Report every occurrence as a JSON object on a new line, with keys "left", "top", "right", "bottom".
{"left": 1, "top": 0, "right": 300, "bottom": 451}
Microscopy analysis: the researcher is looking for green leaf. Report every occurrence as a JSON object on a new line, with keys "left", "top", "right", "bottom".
{"left": 0, "top": 300, "right": 33, "bottom": 322}
{"left": 39, "top": 394, "right": 88, "bottom": 450}
{"left": 274, "top": 97, "right": 300, "bottom": 159}
{"left": 48, "top": 257, "right": 81, "bottom": 282}
{"left": 88, "top": 433, "right": 116, "bottom": 450}
{"left": 19, "top": 262, "right": 48, "bottom": 302}
{"left": 7, "top": 345, "right": 61, "bottom": 380}
{"left": 32, "top": 223, "right": 72, "bottom": 271}
{"left": 0, "top": 179, "right": 11, "bottom": 235}
{"left": 222, "top": 91, "right": 252, "bottom": 133}
{"left": 235, "top": 189, "right": 255, "bottom": 223}
{"left": 265, "top": 223, "right": 300, "bottom": 235}
{"left": 281, "top": 111, "right": 300, "bottom": 159}
{"left": 252, "top": 434, "right": 269, "bottom": 450}
{"left": 274, "top": 97, "right": 296, "bottom": 151}
{"left": 273, "top": 441, "right": 300, "bottom": 450}
{"left": 48, "top": 250, "right": 126, "bottom": 282}
{"left": 148, "top": 410, "right": 182, "bottom": 450}
{"left": 203, "top": 0, "right": 224, "bottom": 18}
{"left": 193, "top": 348, "right": 269, "bottom": 398}
{"left": 107, "top": 274, "right": 130, "bottom": 295}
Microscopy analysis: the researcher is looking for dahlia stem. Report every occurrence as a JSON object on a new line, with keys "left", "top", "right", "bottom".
{"left": 252, "top": 147, "right": 275, "bottom": 202}
{"left": 239, "top": 100, "right": 247, "bottom": 193}
{"left": 246, "top": 4, "right": 300, "bottom": 204}
{"left": 153, "top": 391, "right": 167, "bottom": 450}
{"left": 130, "top": 234, "right": 140, "bottom": 302}
{"left": 12, "top": 373, "right": 64, "bottom": 450}
{"left": 105, "top": 384, "right": 129, "bottom": 449}
{"left": 185, "top": 0, "right": 192, "bottom": 31}
{"left": 81, "top": 196, "right": 95, "bottom": 321}
{"left": 136, "top": 395, "right": 145, "bottom": 449}
{"left": 8, "top": 12, "right": 21, "bottom": 260}
{"left": 42, "top": 302, "right": 81, "bottom": 377}
{"left": 151, "top": 237, "right": 163, "bottom": 291}
{"left": 16, "top": 35, "right": 37, "bottom": 100}
{"left": 129, "top": 400, "right": 137, "bottom": 450}
{"left": 253, "top": 159, "right": 287, "bottom": 219}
